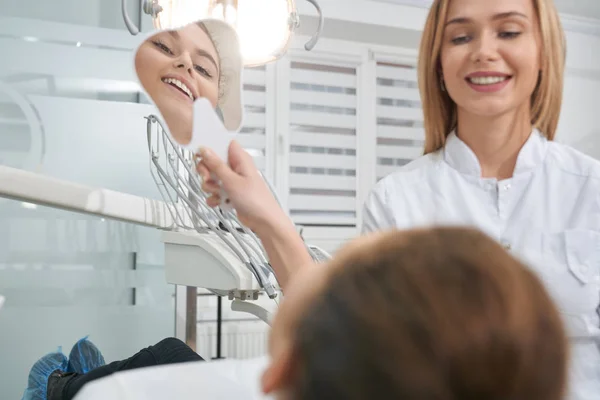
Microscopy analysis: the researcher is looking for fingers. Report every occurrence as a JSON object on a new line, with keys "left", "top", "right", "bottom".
{"left": 197, "top": 147, "right": 239, "bottom": 185}
{"left": 206, "top": 194, "right": 221, "bottom": 208}
{"left": 195, "top": 161, "right": 219, "bottom": 191}
{"left": 228, "top": 140, "right": 258, "bottom": 176}
{"left": 201, "top": 178, "right": 219, "bottom": 193}
{"left": 194, "top": 157, "right": 225, "bottom": 197}
{"left": 196, "top": 162, "right": 210, "bottom": 181}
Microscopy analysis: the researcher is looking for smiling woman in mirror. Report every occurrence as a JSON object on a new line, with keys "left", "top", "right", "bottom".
{"left": 135, "top": 22, "right": 222, "bottom": 145}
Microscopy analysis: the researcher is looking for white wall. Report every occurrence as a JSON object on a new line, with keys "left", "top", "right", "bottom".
{"left": 557, "top": 31, "right": 600, "bottom": 158}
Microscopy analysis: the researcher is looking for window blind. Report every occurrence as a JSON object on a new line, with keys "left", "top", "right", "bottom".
{"left": 375, "top": 61, "right": 424, "bottom": 181}
{"left": 288, "top": 61, "right": 357, "bottom": 225}
{"left": 287, "top": 60, "right": 358, "bottom": 226}
{"left": 237, "top": 65, "right": 268, "bottom": 173}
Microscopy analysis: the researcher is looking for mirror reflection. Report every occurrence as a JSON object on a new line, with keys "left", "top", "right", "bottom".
{"left": 135, "top": 19, "right": 243, "bottom": 147}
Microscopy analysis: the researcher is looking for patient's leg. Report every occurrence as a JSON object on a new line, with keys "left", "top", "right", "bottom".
{"left": 47, "top": 337, "right": 203, "bottom": 400}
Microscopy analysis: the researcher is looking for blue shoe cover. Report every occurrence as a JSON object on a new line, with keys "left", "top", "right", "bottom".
{"left": 67, "top": 335, "right": 106, "bottom": 374}
{"left": 22, "top": 348, "right": 68, "bottom": 400}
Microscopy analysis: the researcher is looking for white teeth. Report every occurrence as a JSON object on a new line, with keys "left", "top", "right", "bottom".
{"left": 468, "top": 76, "right": 508, "bottom": 85}
{"left": 162, "top": 78, "right": 194, "bottom": 100}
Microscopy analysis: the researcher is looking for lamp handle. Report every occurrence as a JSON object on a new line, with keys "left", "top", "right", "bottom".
{"left": 122, "top": 0, "right": 164, "bottom": 36}
{"left": 303, "top": 0, "right": 324, "bottom": 51}
{"left": 122, "top": 0, "right": 140, "bottom": 35}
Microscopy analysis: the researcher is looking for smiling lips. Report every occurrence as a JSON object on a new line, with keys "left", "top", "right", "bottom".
{"left": 465, "top": 72, "right": 512, "bottom": 93}
{"left": 162, "top": 77, "right": 195, "bottom": 101}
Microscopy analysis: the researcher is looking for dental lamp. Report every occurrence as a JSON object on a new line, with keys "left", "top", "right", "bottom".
{"left": 121, "top": 0, "right": 325, "bottom": 67}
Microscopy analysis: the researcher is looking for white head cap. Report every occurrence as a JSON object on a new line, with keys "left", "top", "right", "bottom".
{"left": 198, "top": 19, "right": 244, "bottom": 132}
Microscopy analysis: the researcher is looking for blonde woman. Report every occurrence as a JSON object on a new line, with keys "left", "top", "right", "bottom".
{"left": 196, "top": 0, "right": 600, "bottom": 398}
{"left": 362, "top": 0, "right": 600, "bottom": 398}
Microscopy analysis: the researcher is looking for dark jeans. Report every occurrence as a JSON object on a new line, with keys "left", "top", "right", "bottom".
{"left": 47, "top": 337, "right": 204, "bottom": 400}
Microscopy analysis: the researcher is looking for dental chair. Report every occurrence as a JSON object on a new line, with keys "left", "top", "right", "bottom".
{"left": 73, "top": 355, "right": 270, "bottom": 400}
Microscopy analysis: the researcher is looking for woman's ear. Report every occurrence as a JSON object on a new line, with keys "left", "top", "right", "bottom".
{"left": 261, "top": 345, "right": 297, "bottom": 395}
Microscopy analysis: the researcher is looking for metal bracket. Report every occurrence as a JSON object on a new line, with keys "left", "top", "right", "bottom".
{"left": 231, "top": 299, "right": 273, "bottom": 326}
{"left": 302, "top": 0, "right": 324, "bottom": 51}
{"left": 122, "top": 0, "right": 163, "bottom": 35}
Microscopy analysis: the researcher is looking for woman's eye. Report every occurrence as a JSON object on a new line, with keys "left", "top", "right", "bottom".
{"left": 499, "top": 31, "right": 521, "bottom": 39}
{"left": 451, "top": 36, "right": 470, "bottom": 45}
{"left": 152, "top": 41, "right": 174, "bottom": 55}
{"left": 194, "top": 65, "right": 213, "bottom": 78}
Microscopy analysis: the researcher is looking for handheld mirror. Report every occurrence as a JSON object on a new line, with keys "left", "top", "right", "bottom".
{"left": 134, "top": 19, "right": 243, "bottom": 208}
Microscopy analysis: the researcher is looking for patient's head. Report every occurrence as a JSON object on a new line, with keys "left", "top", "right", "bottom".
{"left": 262, "top": 227, "right": 568, "bottom": 400}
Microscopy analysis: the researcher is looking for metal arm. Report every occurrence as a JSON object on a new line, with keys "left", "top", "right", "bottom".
{"left": 122, "top": 0, "right": 139, "bottom": 35}
{"left": 303, "top": 0, "right": 324, "bottom": 51}
{"left": 122, "top": 0, "right": 163, "bottom": 36}
{"left": 231, "top": 299, "right": 273, "bottom": 326}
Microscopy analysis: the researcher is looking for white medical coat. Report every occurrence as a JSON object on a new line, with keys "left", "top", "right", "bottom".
{"left": 362, "top": 129, "right": 600, "bottom": 400}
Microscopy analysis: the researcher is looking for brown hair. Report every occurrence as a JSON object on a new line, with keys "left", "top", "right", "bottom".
{"left": 292, "top": 227, "right": 568, "bottom": 400}
{"left": 418, "top": 0, "right": 567, "bottom": 154}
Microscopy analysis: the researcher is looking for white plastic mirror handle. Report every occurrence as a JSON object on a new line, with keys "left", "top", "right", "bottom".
{"left": 191, "top": 99, "right": 236, "bottom": 212}
{"left": 303, "top": 0, "right": 324, "bottom": 51}
{"left": 231, "top": 299, "right": 273, "bottom": 326}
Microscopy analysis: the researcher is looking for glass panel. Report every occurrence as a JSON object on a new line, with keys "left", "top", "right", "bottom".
{"left": 0, "top": 3, "right": 177, "bottom": 399}
{"left": 0, "top": 0, "right": 141, "bottom": 29}
{"left": 0, "top": 203, "right": 175, "bottom": 399}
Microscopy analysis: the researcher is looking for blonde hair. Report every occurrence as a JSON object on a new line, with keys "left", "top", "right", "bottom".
{"left": 418, "top": 0, "right": 567, "bottom": 154}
